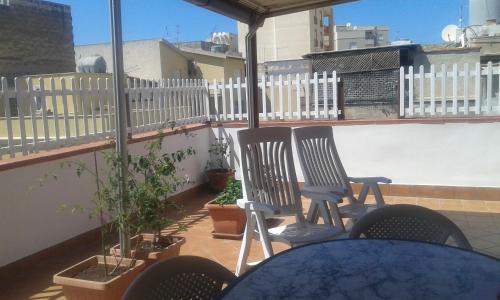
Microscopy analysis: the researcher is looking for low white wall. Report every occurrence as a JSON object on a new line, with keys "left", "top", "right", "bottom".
{"left": 215, "top": 122, "right": 500, "bottom": 188}
{"left": 0, "top": 127, "right": 210, "bottom": 267}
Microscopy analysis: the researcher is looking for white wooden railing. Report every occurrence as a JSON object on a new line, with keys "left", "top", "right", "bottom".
{"left": 5, "top": 63, "right": 500, "bottom": 158}
{"left": 0, "top": 77, "right": 207, "bottom": 158}
{"left": 206, "top": 71, "right": 340, "bottom": 121}
{"left": 399, "top": 62, "right": 500, "bottom": 117}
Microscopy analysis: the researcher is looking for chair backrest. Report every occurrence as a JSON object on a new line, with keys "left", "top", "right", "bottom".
{"left": 238, "top": 127, "right": 304, "bottom": 218}
{"left": 122, "top": 256, "right": 236, "bottom": 300}
{"left": 293, "top": 126, "right": 353, "bottom": 198}
{"left": 349, "top": 204, "right": 472, "bottom": 250}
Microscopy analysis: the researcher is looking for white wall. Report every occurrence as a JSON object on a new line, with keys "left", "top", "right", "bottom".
{"left": 0, "top": 127, "right": 210, "bottom": 267}
{"left": 215, "top": 122, "right": 500, "bottom": 188}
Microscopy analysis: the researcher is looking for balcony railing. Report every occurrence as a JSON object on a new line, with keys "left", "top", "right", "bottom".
{"left": 3, "top": 62, "right": 500, "bottom": 158}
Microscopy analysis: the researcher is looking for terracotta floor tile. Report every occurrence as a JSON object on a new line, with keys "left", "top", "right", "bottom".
{"left": 485, "top": 201, "right": 500, "bottom": 213}
{"left": 392, "top": 197, "right": 417, "bottom": 205}
{"left": 461, "top": 200, "right": 489, "bottom": 213}
{"left": 439, "top": 199, "right": 464, "bottom": 211}
{"left": 416, "top": 198, "right": 440, "bottom": 209}
{"left": 469, "top": 238, "right": 500, "bottom": 250}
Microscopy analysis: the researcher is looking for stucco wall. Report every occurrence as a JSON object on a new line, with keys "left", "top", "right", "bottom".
{"left": 0, "top": 127, "right": 210, "bottom": 267}
{"left": 159, "top": 42, "right": 189, "bottom": 79}
{"left": 412, "top": 50, "right": 482, "bottom": 102}
{"left": 75, "top": 40, "right": 162, "bottom": 80}
{"left": 215, "top": 122, "right": 500, "bottom": 188}
{"left": 183, "top": 52, "right": 225, "bottom": 81}
{"left": 223, "top": 57, "right": 245, "bottom": 82}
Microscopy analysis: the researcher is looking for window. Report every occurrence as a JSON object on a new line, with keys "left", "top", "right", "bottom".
{"left": 349, "top": 42, "right": 358, "bottom": 49}
{"left": 323, "top": 16, "right": 330, "bottom": 27}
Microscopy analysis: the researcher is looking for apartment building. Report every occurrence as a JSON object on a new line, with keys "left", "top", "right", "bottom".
{"left": 0, "top": 0, "right": 75, "bottom": 79}
{"left": 237, "top": 7, "right": 334, "bottom": 63}
{"left": 334, "top": 24, "right": 389, "bottom": 51}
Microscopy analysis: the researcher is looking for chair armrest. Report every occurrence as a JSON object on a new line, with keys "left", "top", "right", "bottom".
{"left": 236, "top": 199, "right": 280, "bottom": 215}
{"left": 348, "top": 176, "right": 392, "bottom": 184}
{"left": 301, "top": 186, "right": 344, "bottom": 204}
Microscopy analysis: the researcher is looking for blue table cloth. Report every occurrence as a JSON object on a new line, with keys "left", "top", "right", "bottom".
{"left": 221, "top": 239, "right": 500, "bottom": 299}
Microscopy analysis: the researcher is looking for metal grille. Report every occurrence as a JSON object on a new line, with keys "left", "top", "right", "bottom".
{"left": 311, "top": 48, "right": 400, "bottom": 74}
{"left": 342, "top": 70, "right": 399, "bottom": 105}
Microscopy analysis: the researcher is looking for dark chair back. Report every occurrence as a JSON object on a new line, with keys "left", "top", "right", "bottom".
{"left": 349, "top": 204, "right": 472, "bottom": 250}
{"left": 122, "top": 256, "right": 236, "bottom": 300}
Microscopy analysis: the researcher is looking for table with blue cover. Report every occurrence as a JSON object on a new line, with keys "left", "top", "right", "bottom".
{"left": 220, "top": 239, "right": 500, "bottom": 299}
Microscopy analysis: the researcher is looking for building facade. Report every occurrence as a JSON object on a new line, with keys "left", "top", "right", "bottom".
{"left": 180, "top": 47, "right": 245, "bottom": 82}
{"left": 237, "top": 7, "right": 334, "bottom": 63}
{"left": 0, "top": 0, "right": 76, "bottom": 79}
{"left": 75, "top": 39, "right": 191, "bottom": 81}
{"left": 334, "top": 24, "right": 389, "bottom": 51}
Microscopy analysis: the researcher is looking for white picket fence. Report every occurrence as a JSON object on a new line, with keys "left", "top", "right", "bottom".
{"left": 399, "top": 62, "right": 500, "bottom": 117}
{"left": 0, "top": 77, "right": 207, "bottom": 158}
{"left": 5, "top": 63, "right": 500, "bottom": 159}
{"left": 206, "top": 71, "right": 340, "bottom": 121}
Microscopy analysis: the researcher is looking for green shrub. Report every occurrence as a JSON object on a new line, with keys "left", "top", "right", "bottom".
{"left": 213, "top": 177, "right": 242, "bottom": 206}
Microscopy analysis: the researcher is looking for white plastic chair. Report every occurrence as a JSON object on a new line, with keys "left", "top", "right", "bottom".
{"left": 235, "top": 127, "right": 343, "bottom": 276}
{"left": 293, "top": 126, "right": 391, "bottom": 232}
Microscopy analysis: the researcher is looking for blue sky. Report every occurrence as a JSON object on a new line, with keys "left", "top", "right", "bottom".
{"left": 54, "top": 0, "right": 468, "bottom": 46}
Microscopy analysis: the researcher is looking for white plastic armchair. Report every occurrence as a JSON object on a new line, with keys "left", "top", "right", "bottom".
{"left": 235, "top": 127, "right": 343, "bottom": 276}
{"left": 293, "top": 126, "right": 391, "bottom": 232}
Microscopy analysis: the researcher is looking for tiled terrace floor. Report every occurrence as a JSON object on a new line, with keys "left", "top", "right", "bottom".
{"left": 1, "top": 193, "right": 500, "bottom": 300}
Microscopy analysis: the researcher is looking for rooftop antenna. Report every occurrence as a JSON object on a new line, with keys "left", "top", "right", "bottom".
{"left": 459, "top": 2, "right": 463, "bottom": 29}
{"left": 176, "top": 25, "right": 180, "bottom": 45}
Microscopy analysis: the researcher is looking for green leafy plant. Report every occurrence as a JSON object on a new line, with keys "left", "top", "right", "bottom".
{"left": 213, "top": 177, "right": 242, "bottom": 206}
{"left": 42, "top": 128, "right": 196, "bottom": 277}
{"left": 129, "top": 136, "right": 195, "bottom": 248}
{"left": 50, "top": 150, "right": 135, "bottom": 277}
{"left": 207, "top": 137, "right": 232, "bottom": 170}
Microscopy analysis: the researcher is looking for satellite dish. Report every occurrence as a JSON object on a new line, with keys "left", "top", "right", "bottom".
{"left": 441, "top": 24, "right": 459, "bottom": 43}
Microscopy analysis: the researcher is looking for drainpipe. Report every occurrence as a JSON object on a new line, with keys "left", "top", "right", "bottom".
{"left": 245, "top": 14, "right": 264, "bottom": 128}
{"left": 109, "top": 0, "right": 131, "bottom": 257}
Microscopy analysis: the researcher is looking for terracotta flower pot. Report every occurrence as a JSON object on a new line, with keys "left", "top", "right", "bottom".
{"left": 206, "top": 169, "right": 235, "bottom": 193}
{"left": 110, "top": 234, "right": 185, "bottom": 267}
{"left": 53, "top": 255, "right": 145, "bottom": 300}
{"left": 206, "top": 200, "right": 246, "bottom": 239}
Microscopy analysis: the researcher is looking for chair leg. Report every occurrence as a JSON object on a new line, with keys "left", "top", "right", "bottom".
{"left": 306, "top": 202, "right": 320, "bottom": 224}
{"left": 357, "top": 184, "right": 370, "bottom": 204}
{"left": 255, "top": 211, "right": 274, "bottom": 259}
{"left": 236, "top": 212, "right": 257, "bottom": 276}
{"left": 370, "top": 183, "right": 385, "bottom": 207}
{"left": 318, "top": 201, "right": 334, "bottom": 226}
{"left": 328, "top": 202, "right": 345, "bottom": 232}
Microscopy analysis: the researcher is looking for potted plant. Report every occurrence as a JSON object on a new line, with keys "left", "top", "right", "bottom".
{"left": 51, "top": 151, "right": 146, "bottom": 300}
{"left": 206, "top": 137, "right": 234, "bottom": 193}
{"left": 110, "top": 136, "right": 195, "bottom": 266}
{"left": 206, "top": 177, "right": 246, "bottom": 239}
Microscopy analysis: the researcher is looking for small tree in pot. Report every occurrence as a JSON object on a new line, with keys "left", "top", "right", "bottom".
{"left": 206, "top": 137, "right": 234, "bottom": 193}
{"left": 111, "top": 136, "right": 195, "bottom": 266}
{"left": 51, "top": 151, "right": 146, "bottom": 300}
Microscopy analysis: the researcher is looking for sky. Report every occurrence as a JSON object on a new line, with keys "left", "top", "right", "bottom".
{"left": 53, "top": 0, "right": 468, "bottom": 46}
